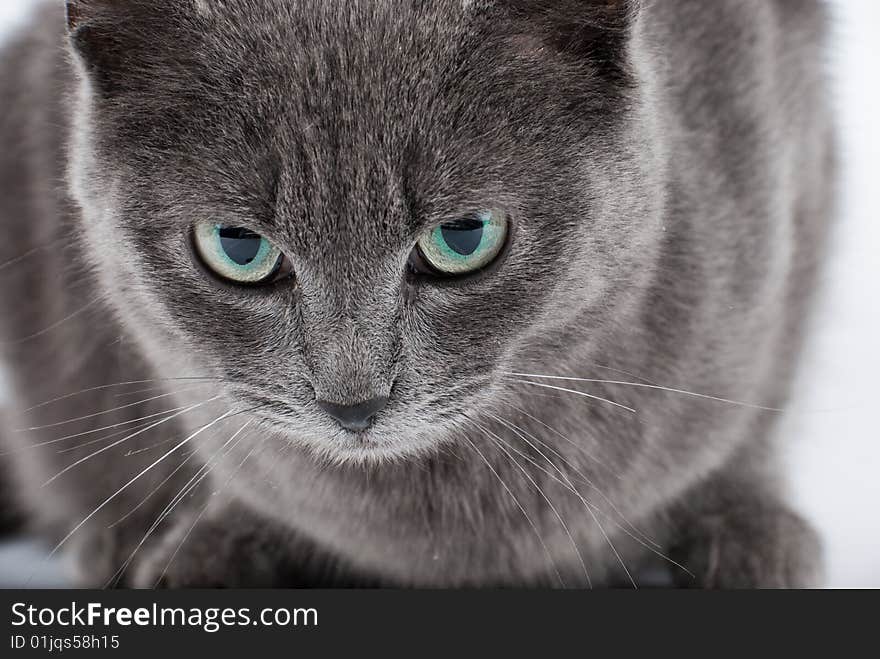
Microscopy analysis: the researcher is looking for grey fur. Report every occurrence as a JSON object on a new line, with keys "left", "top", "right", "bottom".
{"left": 0, "top": 0, "right": 833, "bottom": 588}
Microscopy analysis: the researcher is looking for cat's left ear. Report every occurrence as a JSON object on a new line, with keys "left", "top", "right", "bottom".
{"left": 494, "top": 0, "right": 641, "bottom": 81}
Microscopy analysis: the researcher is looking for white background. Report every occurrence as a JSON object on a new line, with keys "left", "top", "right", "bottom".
{"left": 0, "top": 1, "right": 878, "bottom": 587}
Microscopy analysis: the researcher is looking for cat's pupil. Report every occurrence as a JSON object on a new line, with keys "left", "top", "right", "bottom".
{"left": 441, "top": 218, "right": 484, "bottom": 256}
{"left": 218, "top": 227, "right": 263, "bottom": 266}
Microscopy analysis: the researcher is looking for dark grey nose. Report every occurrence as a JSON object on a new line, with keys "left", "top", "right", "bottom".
{"left": 317, "top": 396, "right": 389, "bottom": 432}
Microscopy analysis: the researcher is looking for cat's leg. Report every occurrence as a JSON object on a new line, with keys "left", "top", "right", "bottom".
{"left": 131, "top": 500, "right": 373, "bottom": 588}
{"left": 0, "top": 414, "right": 25, "bottom": 538}
{"left": 667, "top": 460, "right": 823, "bottom": 589}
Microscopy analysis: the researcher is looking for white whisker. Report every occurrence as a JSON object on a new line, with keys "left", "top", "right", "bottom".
{"left": 0, "top": 240, "right": 65, "bottom": 273}
{"left": 508, "top": 379, "right": 637, "bottom": 414}
{"left": 583, "top": 362, "right": 662, "bottom": 386}
{"left": 41, "top": 397, "right": 221, "bottom": 488}
{"left": 56, "top": 418, "right": 183, "bottom": 455}
{"left": 114, "top": 385, "right": 183, "bottom": 399}
{"left": 488, "top": 413, "right": 636, "bottom": 588}
{"left": 0, "top": 410, "right": 184, "bottom": 458}
{"left": 473, "top": 419, "right": 592, "bottom": 588}
{"left": 18, "top": 406, "right": 190, "bottom": 453}
{"left": 44, "top": 408, "right": 235, "bottom": 563}
{"left": 153, "top": 504, "right": 209, "bottom": 588}
{"left": 487, "top": 414, "right": 693, "bottom": 582}
{"left": 506, "top": 372, "right": 781, "bottom": 412}
{"left": 154, "top": 428, "right": 263, "bottom": 588}
{"left": 2, "top": 298, "right": 101, "bottom": 346}
{"left": 460, "top": 432, "right": 565, "bottom": 588}
{"left": 19, "top": 385, "right": 212, "bottom": 431}
{"left": 23, "top": 377, "right": 220, "bottom": 414}
{"left": 501, "top": 401, "right": 620, "bottom": 479}
{"left": 107, "top": 422, "right": 256, "bottom": 588}
{"left": 497, "top": 404, "right": 657, "bottom": 548}
{"left": 106, "top": 449, "right": 200, "bottom": 529}
{"left": 121, "top": 407, "right": 261, "bottom": 458}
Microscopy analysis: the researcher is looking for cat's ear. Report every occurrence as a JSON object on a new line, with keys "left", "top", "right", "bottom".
{"left": 64, "top": 1, "right": 128, "bottom": 41}
{"left": 65, "top": 0, "right": 96, "bottom": 32}
{"left": 496, "top": 0, "right": 641, "bottom": 81}
{"left": 65, "top": 0, "right": 155, "bottom": 31}
{"left": 65, "top": 1, "right": 167, "bottom": 94}
{"left": 66, "top": 1, "right": 127, "bottom": 71}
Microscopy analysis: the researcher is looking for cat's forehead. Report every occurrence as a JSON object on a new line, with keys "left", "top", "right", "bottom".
{"left": 81, "top": 0, "right": 623, "bottom": 244}
{"left": 185, "top": 0, "right": 493, "bottom": 107}
{"left": 172, "top": 3, "right": 522, "bottom": 216}
{"left": 193, "top": 0, "right": 483, "bottom": 19}
{"left": 192, "top": 0, "right": 480, "bottom": 32}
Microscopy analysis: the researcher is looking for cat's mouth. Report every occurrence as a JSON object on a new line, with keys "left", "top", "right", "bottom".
{"left": 242, "top": 400, "right": 453, "bottom": 464}
{"left": 250, "top": 408, "right": 406, "bottom": 457}
{"left": 226, "top": 382, "right": 478, "bottom": 462}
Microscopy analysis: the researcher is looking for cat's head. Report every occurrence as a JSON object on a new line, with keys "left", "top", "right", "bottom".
{"left": 65, "top": 0, "right": 662, "bottom": 463}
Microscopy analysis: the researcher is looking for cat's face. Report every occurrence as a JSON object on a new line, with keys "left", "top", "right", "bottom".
{"left": 68, "top": 0, "right": 659, "bottom": 462}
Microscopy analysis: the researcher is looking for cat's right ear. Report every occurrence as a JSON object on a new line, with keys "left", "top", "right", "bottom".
{"left": 65, "top": 0, "right": 88, "bottom": 32}
{"left": 65, "top": 1, "right": 124, "bottom": 91}
{"left": 65, "top": 0, "right": 147, "bottom": 33}
{"left": 65, "top": 1, "right": 117, "bottom": 50}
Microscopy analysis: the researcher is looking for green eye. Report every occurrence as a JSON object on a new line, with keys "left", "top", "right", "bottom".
{"left": 193, "top": 222, "right": 288, "bottom": 285}
{"left": 414, "top": 210, "right": 509, "bottom": 276}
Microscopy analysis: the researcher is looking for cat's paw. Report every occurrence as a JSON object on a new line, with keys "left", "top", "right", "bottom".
{"left": 670, "top": 500, "right": 824, "bottom": 589}
{"left": 131, "top": 513, "right": 287, "bottom": 589}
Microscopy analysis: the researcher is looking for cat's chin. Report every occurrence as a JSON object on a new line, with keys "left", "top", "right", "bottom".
{"left": 302, "top": 434, "right": 447, "bottom": 468}
{"left": 321, "top": 441, "right": 440, "bottom": 467}
{"left": 257, "top": 416, "right": 446, "bottom": 466}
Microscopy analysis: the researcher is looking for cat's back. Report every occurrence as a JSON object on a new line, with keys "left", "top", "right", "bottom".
{"left": 0, "top": 3, "right": 74, "bottom": 281}
{"left": 0, "top": 3, "right": 70, "bottom": 201}
{"left": 641, "top": 0, "right": 833, "bottom": 180}
{"left": 628, "top": 0, "right": 835, "bottom": 439}
{"left": 640, "top": 0, "right": 834, "bottom": 288}
{"left": 0, "top": 4, "right": 108, "bottom": 398}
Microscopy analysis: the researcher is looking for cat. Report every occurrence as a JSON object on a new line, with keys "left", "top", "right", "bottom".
{"left": 0, "top": 0, "right": 834, "bottom": 588}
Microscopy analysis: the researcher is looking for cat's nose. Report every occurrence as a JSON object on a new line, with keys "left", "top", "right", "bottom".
{"left": 317, "top": 396, "right": 389, "bottom": 432}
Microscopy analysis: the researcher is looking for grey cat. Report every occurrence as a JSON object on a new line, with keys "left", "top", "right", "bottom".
{"left": 0, "top": 0, "right": 834, "bottom": 588}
